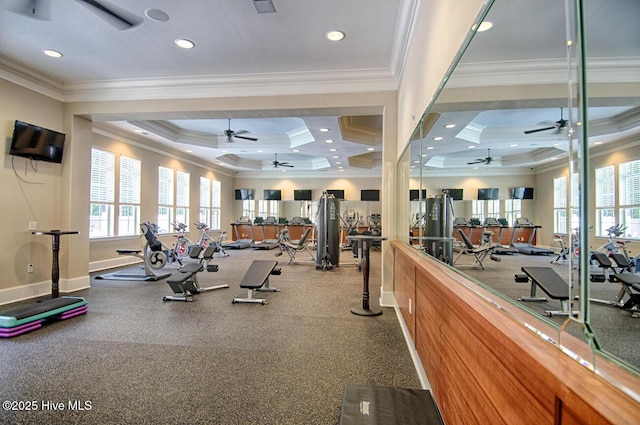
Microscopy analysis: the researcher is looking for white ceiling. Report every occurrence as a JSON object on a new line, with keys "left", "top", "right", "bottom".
{"left": 1, "top": 0, "right": 638, "bottom": 177}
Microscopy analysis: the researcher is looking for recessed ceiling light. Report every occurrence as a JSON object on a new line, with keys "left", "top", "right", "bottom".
{"left": 326, "top": 30, "right": 345, "bottom": 41}
{"left": 257, "top": 149, "right": 264, "bottom": 152}
{"left": 594, "top": 141, "right": 604, "bottom": 145}
{"left": 509, "top": 144, "right": 518, "bottom": 147}
{"left": 175, "top": 39, "right": 195, "bottom": 49}
{"left": 319, "top": 128, "right": 330, "bottom": 132}
{"left": 329, "top": 148, "right": 337, "bottom": 152}
{"left": 433, "top": 137, "right": 443, "bottom": 141}
{"left": 473, "top": 21, "right": 494, "bottom": 32}
{"left": 145, "top": 8, "right": 169, "bottom": 22}
{"left": 367, "top": 147, "right": 375, "bottom": 151}
{"left": 186, "top": 149, "right": 192, "bottom": 153}
{"left": 421, "top": 154, "right": 428, "bottom": 157}
{"left": 444, "top": 124, "right": 456, "bottom": 129}
{"left": 414, "top": 160, "right": 420, "bottom": 164}
{"left": 292, "top": 149, "right": 300, "bottom": 153}
{"left": 325, "top": 139, "right": 334, "bottom": 144}
{"left": 467, "top": 145, "right": 476, "bottom": 149}
{"left": 332, "top": 155, "right": 340, "bottom": 159}
{"left": 426, "top": 146, "right": 434, "bottom": 150}
{"left": 42, "top": 49, "right": 63, "bottom": 58}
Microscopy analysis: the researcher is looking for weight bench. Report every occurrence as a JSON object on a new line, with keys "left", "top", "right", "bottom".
{"left": 612, "top": 273, "right": 640, "bottom": 317}
{"left": 163, "top": 246, "right": 228, "bottom": 302}
{"left": 590, "top": 252, "right": 613, "bottom": 282}
{"left": 453, "top": 229, "right": 500, "bottom": 269}
{"left": 518, "top": 266, "right": 577, "bottom": 317}
{"left": 0, "top": 297, "right": 88, "bottom": 338}
{"left": 232, "top": 260, "right": 281, "bottom": 305}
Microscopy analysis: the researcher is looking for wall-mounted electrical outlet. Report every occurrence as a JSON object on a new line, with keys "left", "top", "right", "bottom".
{"left": 28, "top": 222, "right": 37, "bottom": 231}
{"left": 27, "top": 264, "right": 34, "bottom": 273}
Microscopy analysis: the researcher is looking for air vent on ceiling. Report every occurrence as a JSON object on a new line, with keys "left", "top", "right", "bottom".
{"left": 253, "top": 0, "right": 276, "bottom": 14}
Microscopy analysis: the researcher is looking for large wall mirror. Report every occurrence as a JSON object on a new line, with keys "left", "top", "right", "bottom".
{"left": 398, "top": 0, "right": 640, "bottom": 394}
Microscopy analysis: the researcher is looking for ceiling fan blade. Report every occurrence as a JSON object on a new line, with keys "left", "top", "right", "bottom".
{"left": 77, "top": 0, "right": 143, "bottom": 30}
{"left": 280, "top": 163, "right": 294, "bottom": 167}
{"left": 467, "top": 159, "right": 486, "bottom": 165}
{"left": 233, "top": 135, "right": 258, "bottom": 141}
{"left": 524, "top": 126, "right": 556, "bottom": 134}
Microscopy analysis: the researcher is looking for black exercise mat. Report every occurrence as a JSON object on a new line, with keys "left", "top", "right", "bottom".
{"left": 340, "top": 385, "right": 443, "bottom": 425}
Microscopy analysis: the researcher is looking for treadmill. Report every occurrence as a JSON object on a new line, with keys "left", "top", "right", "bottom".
{"left": 252, "top": 216, "right": 280, "bottom": 250}
{"left": 484, "top": 217, "right": 518, "bottom": 254}
{"left": 510, "top": 217, "right": 554, "bottom": 255}
{"left": 224, "top": 216, "right": 254, "bottom": 249}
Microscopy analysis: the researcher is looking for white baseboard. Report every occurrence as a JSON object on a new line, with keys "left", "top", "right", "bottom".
{"left": 393, "top": 304, "right": 431, "bottom": 391}
{"left": 90, "top": 256, "right": 141, "bottom": 273}
{"left": 0, "top": 276, "right": 90, "bottom": 306}
{"left": 380, "top": 290, "right": 397, "bottom": 307}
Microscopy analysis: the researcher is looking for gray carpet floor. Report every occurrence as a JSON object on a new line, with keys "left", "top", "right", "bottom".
{"left": 0, "top": 247, "right": 421, "bottom": 425}
{"left": 456, "top": 249, "right": 640, "bottom": 370}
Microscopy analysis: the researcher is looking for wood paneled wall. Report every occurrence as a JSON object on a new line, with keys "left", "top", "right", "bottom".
{"left": 391, "top": 241, "right": 640, "bottom": 425}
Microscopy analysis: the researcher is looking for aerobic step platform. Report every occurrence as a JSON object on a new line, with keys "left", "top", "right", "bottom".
{"left": 0, "top": 296, "right": 87, "bottom": 338}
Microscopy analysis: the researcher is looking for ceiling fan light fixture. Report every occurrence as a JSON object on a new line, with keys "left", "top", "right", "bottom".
{"left": 473, "top": 21, "right": 493, "bottom": 32}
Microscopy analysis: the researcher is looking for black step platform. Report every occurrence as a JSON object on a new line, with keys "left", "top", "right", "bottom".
{"left": 340, "top": 384, "right": 444, "bottom": 425}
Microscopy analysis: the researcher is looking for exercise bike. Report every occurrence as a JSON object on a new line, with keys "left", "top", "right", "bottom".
{"left": 171, "top": 221, "right": 197, "bottom": 260}
{"left": 194, "top": 222, "right": 229, "bottom": 257}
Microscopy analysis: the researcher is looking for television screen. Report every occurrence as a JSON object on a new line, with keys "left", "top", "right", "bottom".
{"left": 477, "top": 188, "right": 499, "bottom": 200}
{"left": 293, "top": 189, "right": 312, "bottom": 201}
{"left": 409, "top": 189, "right": 427, "bottom": 201}
{"left": 443, "top": 188, "right": 463, "bottom": 201}
{"left": 10, "top": 120, "right": 66, "bottom": 164}
{"left": 326, "top": 189, "right": 345, "bottom": 199}
{"left": 360, "top": 189, "right": 380, "bottom": 202}
{"left": 511, "top": 187, "right": 534, "bottom": 200}
{"left": 263, "top": 189, "right": 282, "bottom": 201}
{"left": 234, "top": 189, "right": 254, "bottom": 200}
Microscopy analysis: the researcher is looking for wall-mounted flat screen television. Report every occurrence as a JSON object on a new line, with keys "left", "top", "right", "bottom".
{"left": 10, "top": 120, "right": 66, "bottom": 164}
{"left": 409, "top": 189, "right": 427, "bottom": 201}
{"left": 263, "top": 189, "right": 282, "bottom": 201}
{"left": 477, "top": 188, "right": 499, "bottom": 200}
{"left": 326, "top": 189, "right": 345, "bottom": 199}
{"left": 293, "top": 189, "right": 312, "bottom": 201}
{"left": 510, "top": 187, "right": 534, "bottom": 200}
{"left": 234, "top": 189, "right": 254, "bottom": 200}
{"left": 360, "top": 189, "right": 380, "bottom": 202}
{"left": 443, "top": 188, "right": 463, "bottom": 200}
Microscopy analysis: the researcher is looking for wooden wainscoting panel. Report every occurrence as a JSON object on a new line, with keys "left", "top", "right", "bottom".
{"left": 393, "top": 247, "right": 416, "bottom": 342}
{"left": 391, "top": 240, "right": 640, "bottom": 425}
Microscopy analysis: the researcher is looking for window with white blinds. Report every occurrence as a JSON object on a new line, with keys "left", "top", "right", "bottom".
{"left": 553, "top": 176, "right": 567, "bottom": 233}
{"left": 90, "top": 148, "right": 115, "bottom": 238}
{"left": 175, "top": 170, "right": 190, "bottom": 227}
{"left": 199, "top": 176, "right": 211, "bottom": 226}
{"left": 504, "top": 199, "right": 521, "bottom": 227}
{"left": 619, "top": 159, "right": 640, "bottom": 238}
{"left": 595, "top": 165, "right": 615, "bottom": 236}
{"left": 211, "top": 180, "right": 221, "bottom": 229}
{"left": 90, "top": 149, "right": 142, "bottom": 238}
{"left": 118, "top": 155, "right": 141, "bottom": 236}
{"left": 199, "top": 177, "right": 221, "bottom": 229}
{"left": 157, "top": 166, "right": 174, "bottom": 233}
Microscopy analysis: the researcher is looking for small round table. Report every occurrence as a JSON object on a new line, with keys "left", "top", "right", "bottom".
{"left": 347, "top": 235, "right": 388, "bottom": 316}
{"left": 32, "top": 230, "right": 79, "bottom": 298}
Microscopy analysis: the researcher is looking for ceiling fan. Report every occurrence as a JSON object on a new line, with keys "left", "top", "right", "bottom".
{"left": 224, "top": 119, "right": 259, "bottom": 142}
{"left": 524, "top": 108, "right": 568, "bottom": 134}
{"left": 16, "top": 0, "right": 143, "bottom": 30}
{"left": 467, "top": 149, "right": 494, "bottom": 165}
{"left": 272, "top": 153, "right": 293, "bottom": 168}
